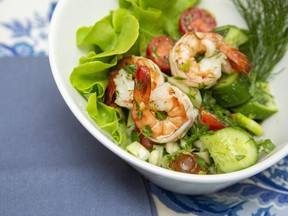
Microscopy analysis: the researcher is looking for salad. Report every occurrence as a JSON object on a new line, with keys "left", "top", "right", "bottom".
{"left": 70, "top": 0, "right": 288, "bottom": 174}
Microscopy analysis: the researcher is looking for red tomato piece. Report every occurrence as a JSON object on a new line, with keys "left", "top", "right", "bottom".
{"left": 146, "top": 35, "right": 175, "bottom": 73}
{"left": 179, "top": 7, "right": 217, "bottom": 34}
{"left": 140, "top": 134, "right": 155, "bottom": 150}
{"left": 199, "top": 111, "right": 226, "bottom": 130}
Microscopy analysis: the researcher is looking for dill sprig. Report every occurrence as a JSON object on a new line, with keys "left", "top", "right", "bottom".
{"left": 233, "top": 0, "right": 288, "bottom": 81}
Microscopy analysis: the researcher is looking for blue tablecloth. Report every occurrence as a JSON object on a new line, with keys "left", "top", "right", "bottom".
{"left": 0, "top": 57, "right": 156, "bottom": 216}
{"left": 1, "top": 1, "right": 288, "bottom": 215}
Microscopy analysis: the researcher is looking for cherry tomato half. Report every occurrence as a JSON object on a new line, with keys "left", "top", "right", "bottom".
{"left": 199, "top": 110, "right": 226, "bottom": 130}
{"left": 146, "top": 35, "right": 175, "bottom": 73}
{"left": 179, "top": 7, "right": 216, "bottom": 34}
{"left": 140, "top": 134, "right": 155, "bottom": 150}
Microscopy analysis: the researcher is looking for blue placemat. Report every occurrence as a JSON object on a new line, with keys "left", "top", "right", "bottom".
{"left": 0, "top": 57, "right": 156, "bottom": 216}
{"left": 1, "top": 1, "right": 288, "bottom": 215}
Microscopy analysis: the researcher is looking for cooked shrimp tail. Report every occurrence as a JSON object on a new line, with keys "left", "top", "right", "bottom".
{"left": 224, "top": 46, "right": 253, "bottom": 74}
{"left": 170, "top": 32, "right": 254, "bottom": 88}
{"left": 134, "top": 66, "right": 151, "bottom": 105}
{"left": 132, "top": 65, "right": 196, "bottom": 143}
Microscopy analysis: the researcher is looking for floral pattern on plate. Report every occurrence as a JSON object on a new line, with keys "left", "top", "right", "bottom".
{"left": 1, "top": 1, "right": 287, "bottom": 215}
{"left": 149, "top": 156, "right": 288, "bottom": 216}
{"left": 0, "top": 0, "right": 56, "bottom": 57}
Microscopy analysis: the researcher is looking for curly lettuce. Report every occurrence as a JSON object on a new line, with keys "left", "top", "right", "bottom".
{"left": 71, "top": 0, "right": 200, "bottom": 146}
{"left": 86, "top": 93, "right": 130, "bottom": 147}
{"left": 70, "top": 9, "right": 139, "bottom": 95}
{"left": 119, "top": 0, "right": 200, "bottom": 53}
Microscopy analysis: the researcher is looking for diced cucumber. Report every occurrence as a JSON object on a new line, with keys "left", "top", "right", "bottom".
{"left": 195, "top": 151, "right": 211, "bottom": 165}
{"left": 193, "top": 140, "right": 207, "bottom": 151}
{"left": 212, "top": 72, "right": 252, "bottom": 108}
{"left": 213, "top": 25, "right": 249, "bottom": 48}
{"left": 213, "top": 25, "right": 231, "bottom": 37}
{"left": 126, "top": 141, "right": 150, "bottom": 161}
{"left": 232, "top": 81, "right": 278, "bottom": 120}
{"left": 149, "top": 150, "right": 160, "bottom": 166}
{"left": 165, "top": 141, "right": 180, "bottom": 154}
{"left": 149, "top": 145, "right": 164, "bottom": 166}
{"left": 199, "top": 127, "right": 258, "bottom": 173}
{"left": 167, "top": 77, "right": 202, "bottom": 108}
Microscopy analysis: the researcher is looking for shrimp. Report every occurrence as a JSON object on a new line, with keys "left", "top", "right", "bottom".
{"left": 104, "top": 56, "right": 164, "bottom": 109}
{"left": 132, "top": 66, "right": 196, "bottom": 143}
{"left": 169, "top": 32, "right": 253, "bottom": 88}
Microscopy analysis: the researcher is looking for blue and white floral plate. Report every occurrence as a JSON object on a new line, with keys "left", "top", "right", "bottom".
{"left": 1, "top": 1, "right": 287, "bottom": 215}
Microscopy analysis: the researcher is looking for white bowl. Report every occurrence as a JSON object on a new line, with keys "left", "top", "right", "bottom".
{"left": 49, "top": 0, "right": 288, "bottom": 194}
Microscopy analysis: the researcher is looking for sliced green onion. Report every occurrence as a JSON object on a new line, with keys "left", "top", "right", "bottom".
{"left": 232, "top": 112, "right": 263, "bottom": 136}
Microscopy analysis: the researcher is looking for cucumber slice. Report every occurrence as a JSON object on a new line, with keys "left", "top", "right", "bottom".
{"left": 214, "top": 25, "right": 249, "bottom": 48}
{"left": 213, "top": 25, "right": 231, "bottom": 36}
{"left": 212, "top": 72, "right": 252, "bottom": 108}
{"left": 233, "top": 81, "right": 278, "bottom": 120}
{"left": 199, "top": 127, "right": 258, "bottom": 173}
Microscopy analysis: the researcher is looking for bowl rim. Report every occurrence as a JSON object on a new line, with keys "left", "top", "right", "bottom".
{"left": 48, "top": 0, "right": 288, "bottom": 184}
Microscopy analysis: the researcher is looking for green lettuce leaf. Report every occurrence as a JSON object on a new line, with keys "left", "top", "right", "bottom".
{"left": 86, "top": 93, "right": 129, "bottom": 147}
{"left": 160, "top": 0, "right": 200, "bottom": 39}
{"left": 119, "top": 0, "right": 163, "bottom": 55}
{"left": 71, "top": 9, "right": 140, "bottom": 95}
{"left": 138, "top": 0, "right": 200, "bottom": 39}
{"left": 76, "top": 9, "right": 139, "bottom": 57}
{"left": 119, "top": 0, "right": 200, "bottom": 55}
{"left": 70, "top": 55, "right": 119, "bottom": 95}
{"left": 76, "top": 16, "right": 117, "bottom": 51}
{"left": 72, "top": 0, "right": 200, "bottom": 147}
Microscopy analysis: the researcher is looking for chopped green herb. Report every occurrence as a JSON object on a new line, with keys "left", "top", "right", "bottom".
{"left": 136, "top": 110, "right": 143, "bottom": 119}
{"left": 151, "top": 46, "right": 160, "bottom": 59}
{"left": 116, "top": 90, "right": 120, "bottom": 98}
{"left": 258, "top": 139, "right": 276, "bottom": 154}
{"left": 235, "top": 155, "right": 246, "bottom": 161}
{"left": 198, "top": 171, "right": 207, "bottom": 175}
{"left": 193, "top": 31, "right": 201, "bottom": 40}
{"left": 142, "top": 125, "right": 153, "bottom": 137}
{"left": 135, "top": 101, "right": 140, "bottom": 109}
{"left": 195, "top": 53, "right": 205, "bottom": 62}
{"left": 195, "top": 158, "right": 208, "bottom": 169}
{"left": 174, "top": 76, "right": 187, "bottom": 81}
{"left": 136, "top": 82, "right": 141, "bottom": 90}
{"left": 125, "top": 63, "right": 137, "bottom": 74}
{"left": 178, "top": 61, "right": 190, "bottom": 73}
{"left": 126, "top": 73, "right": 133, "bottom": 80}
{"left": 155, "top": 111, "right": 168, "bottom": 120}
{"left": 131, "top": 130, "right": 140, "bottom": 143}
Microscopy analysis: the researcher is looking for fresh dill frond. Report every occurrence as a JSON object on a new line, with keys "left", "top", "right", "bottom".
{"left": 233, "top": 0, "right": 288, "bottom": 81}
